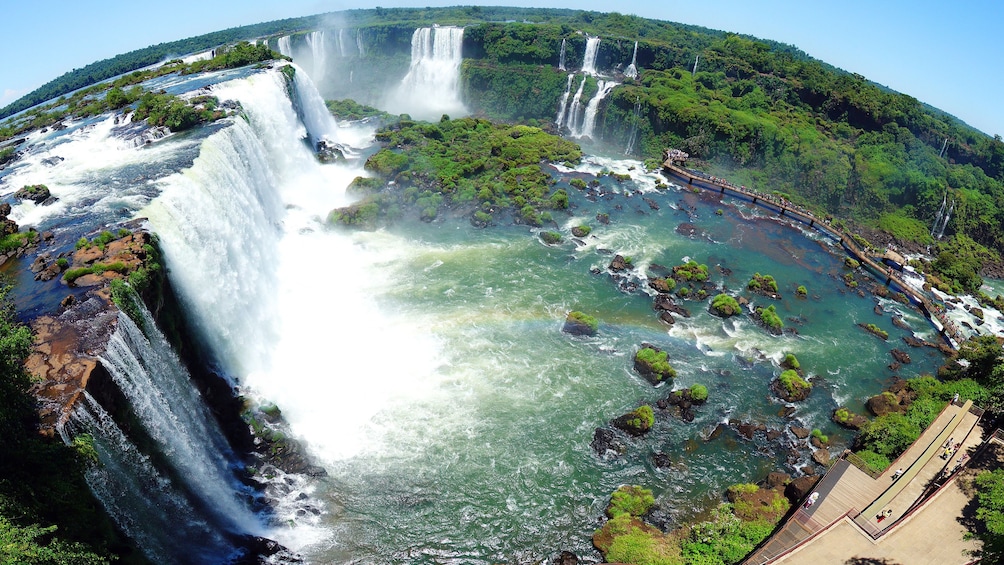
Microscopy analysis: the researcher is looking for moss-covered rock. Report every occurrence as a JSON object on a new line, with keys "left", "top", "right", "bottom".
{"left": 747, "top": 272, "right": 780, "bottom": 298}
{"left": 709, "top": 293, "right": 741, "bottom": 317}
{"left": 571, "top": 225, "right": 591, "bottom": 237}
{"left": 634, "top": 345, "right": 676, "bottom": 384}
{"left": 832, "top": 407, "right": 869, "bottom": 430}
{"left": 613, "top": 405, "right": 655, "bottom": 435}
{"left": 859, "top": 323, "right": 889, "bottom": 340}
{"left": 562, "top": 310, "right": 598, "bottom": 336}
{"left": 772, "top": 369, "right": 811, "bottom": 402}
{"left": 539, "top": 230, "right": 562, "bottom": 245}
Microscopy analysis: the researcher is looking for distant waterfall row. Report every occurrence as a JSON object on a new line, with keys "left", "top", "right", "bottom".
{"left": 554, "top": 37, "right": 619, "bottom": 140}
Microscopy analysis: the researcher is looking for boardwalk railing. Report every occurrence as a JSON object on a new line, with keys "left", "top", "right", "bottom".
{"left": 662, "top": 161, "right": 962, "bottom": 349}
{"left": 843, "top": 452, "right": 883, "bottom": 479}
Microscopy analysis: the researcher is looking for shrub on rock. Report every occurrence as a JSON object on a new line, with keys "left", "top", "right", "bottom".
{"left": 710, "top": 293, "right": 741, "bottom": 317}
{"left": 563, "top": 311, "right": 598, "bottom": 336}
{"left": 634, "top": 346, "right": 676, "bottom": 384}
{"left": 773, "top": 369, "right": 811, "bottom": 401}
{"left": 606, "top": 485, "right": 655, "bottom": 518}
{"left": 613, "top": 405, "right": 655, "bottom": 435}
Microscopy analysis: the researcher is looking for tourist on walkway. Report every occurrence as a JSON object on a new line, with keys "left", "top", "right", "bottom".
{"left": 892, "top": 468, "right": 904, "bottom": 480}
{"left": 803, "top": 491, "right": 819, "bottom": 509}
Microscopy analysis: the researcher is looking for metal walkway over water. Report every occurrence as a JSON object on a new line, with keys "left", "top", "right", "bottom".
{"left": 661, "top": 160, "right": 963, "bottom": 349}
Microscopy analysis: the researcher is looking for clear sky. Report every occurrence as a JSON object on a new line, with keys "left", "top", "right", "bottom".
{"left": 2, "top": 0, "right": 1001, "bottom": 137}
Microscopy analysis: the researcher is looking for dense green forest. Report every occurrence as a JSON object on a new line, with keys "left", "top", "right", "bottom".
{"left": 448, "top": 18, "right": 1004, "bottom": 295}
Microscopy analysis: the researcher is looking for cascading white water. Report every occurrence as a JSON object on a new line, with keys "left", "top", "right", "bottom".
{"left": 624, "top": 41, "right": 639, "bottom": 79}
{"left": 98, "top": 308, "right": 259, "bottom": 532}
{"left": 277, "top": 36, "right": 293, "bottom": 58}
{"left": 143, "top": 83, "right": 287, "bottom": 378}
{"left": 336, "top": 29, "right": 349, "bottom": 57}
{"left": 558, "top": 38, "right": 567, "bottom": 71}
{"left": 147, "top": 67, "right": 441, "bottom": 470}
{"left": 62, "top": 393, "right": 237, "bottom": 565}
{"left": 289, "top": 64, "right": 341, "bottom": 147}
{"left": 565, "top": 76, "right": 587, "bottom": 134}
{"left": 936, "top": 199, "right": 955, "bottom": 239}
{"left": 388, "top": 26, "right": 467, "bottom": 121}
{"left": 692, "top": 54, "right": 700, "bottom": 75}
{"left": 576, "top": 80, "right": 618, "bottom": 139}
{"left": 306, "top": 30, "right": 327, "bottom": 84}
{"left": 624, "top": 97, "right": 642, "bottom": 154}
{"left": 356, "top": 29, "right": 365, "bottom": 57}
{"left": 931, "top": 193, "right": 947, "bottom": 237}
{"left": 581, "top": 37, "right": 601, "bottom": 75}
{"left": 555, "top": 73, "right": 574, "bottom": 128}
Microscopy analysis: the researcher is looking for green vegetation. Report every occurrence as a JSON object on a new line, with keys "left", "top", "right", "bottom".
{"left": 755, "top": 304, "right": 783, "bottom": 334}
{"left": 607, "top": 485, "right": 655, "bottom": 519}
{"left": 325, "top": 99, "right": 391, "bottom": 121}
{"left": 635, "top": 347, "right": 676, "bottom": 382}
{"left": 672, "top": 260, "right": 709, "bottom": 282}
{"left": 811, "top": 429, "right": 829, "bottom": 444}
{"left": 330, "top": 117, "right": 580, "bottom": 227}
{"left": 618, "top": 405, "right": 655, "bottom": 435}
{"left": 796, "top": 285, "right": 807, "bottom": 297}
{"left": 972, "top": 469, "right": 1004, "bottom": 563}
{"left": 861, "top": 323, "right": 889, "bottom": 340}
{"left": 565, "top": 310, "right": 599, "bottom": 335}
{"left": 747, "top": 272, "right": 778, "bottom": 294}
{"left": 776, "top": 369, "right": 811, "bottom": 398}
{"left": 540, "top": 231, "right": 562, "bottom": 244}
{"left": 844, "top": 258, "right": 861, "bottom": 269}
{"left": 689, "top": 384, "right": 708, "bottom": 402}
{"left": 132, "top": 92, "right": 226, "bottom": 131}
{"left": 571, "top": 224, "right": 592, "bottom": 237}
{"left": 569, "top": 178, "right": 588, "bottom": 190}
{"left": 0, "top": 231, "right": 37, "bottom": 255}
{"left": 781, "top": 353, "right": 800, "bottom": 370}
{"left": 63, "top": 262, "right": 128, "bottom": 284}
{"left": 710, "top": 293, "right": 741, "bottom": 317}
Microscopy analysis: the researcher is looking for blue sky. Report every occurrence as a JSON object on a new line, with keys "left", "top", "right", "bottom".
{"left": 2, "top": 0, "right": 1002, "bottom": 137}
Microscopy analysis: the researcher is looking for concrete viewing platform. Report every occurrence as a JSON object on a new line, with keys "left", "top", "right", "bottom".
{"left": 741, "top": 400, "right": 988, "bottom": 564}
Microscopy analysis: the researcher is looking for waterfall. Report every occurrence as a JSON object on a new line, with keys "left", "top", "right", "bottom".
{"left": 336, "top": 29, "right": 350, "bottom": 57}
{"left": 624, "top": 97, "right": 642, "bottom": 154}
{"left": 576, "top": 80, "right": 618, "bottom": 139}
{"left": 356, "top": 29, "right": 365, "bottom": 57}
{"left": 289, "top": 63, "right": 341, "bottom": 147}
{"left": 624, "top": 41, "right": 639, "bottom": 79}
{"left": 277, "top": 36, "right": 293, "bottom": 58}
{"left": 389, "top": 26, "right": 467, "bottom": 121}
{"left": 57, "top": 302, "right": 264, "bottom": 564}
{"left": 558, "top": 38, "right": 567, "bottom": 71}
{"left": 692, "top": 54, "right": 700, "bottom": 75}
{"left": 98, "top": 307, "right": 257, "bottom": 529}
{"left": 144, "top": 73, "right": 294, "bottom": 379}
{"left": 306, "top": 30, "right": 327, "bottom": 84}
{"left": 62, "top": 394, "right": 240, "bottom": 565}
{"left": 581, "top": 37, "right": 601, "bottom": 75}
{"left": 931, "top": 193, "right": 947, "bottom": 237}
{"left": 555, "top": 73, "right": 574, "bottom": 128}
{"left": 565, "top": 76, "right": 588, "bottom": 135}
{"left": 936, "top": 199, "right": 955, "bottom": 239}
{"left": 939, "top": 137, "right": 949, "bottom": 159}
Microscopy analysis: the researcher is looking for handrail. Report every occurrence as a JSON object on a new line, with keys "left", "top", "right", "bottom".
{"left": 661, "top": 161, "right": 962, "bottom": 349}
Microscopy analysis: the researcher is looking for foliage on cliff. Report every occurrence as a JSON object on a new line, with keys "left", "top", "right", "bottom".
{"left": 329, "top": 117, "right": 580, "bottom": 227}
{"left": 0, "top": 285, "right": 131, "bottom": 564}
